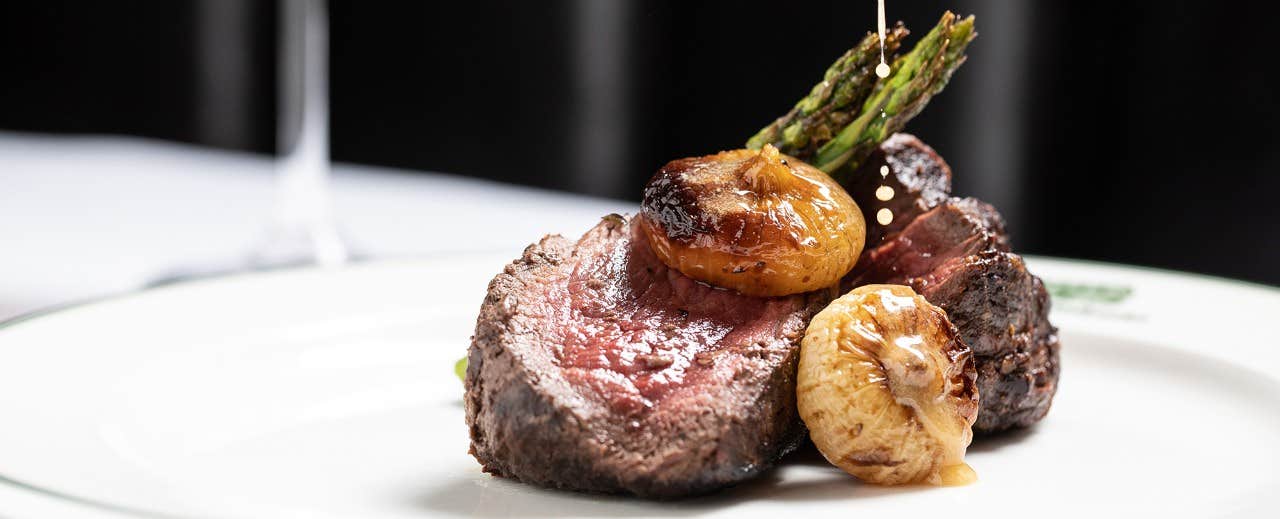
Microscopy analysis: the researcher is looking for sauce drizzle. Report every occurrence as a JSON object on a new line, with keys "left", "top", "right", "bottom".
{"left": 875, "top": 0, "right": 891, "bottom": 78}
{"left": 873, "top": 2, "right": 893, "bottom": 226}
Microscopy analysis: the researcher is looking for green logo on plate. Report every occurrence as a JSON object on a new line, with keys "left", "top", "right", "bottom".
{"left": 1046, "top": 282, "right": 1133, "bottom": 304}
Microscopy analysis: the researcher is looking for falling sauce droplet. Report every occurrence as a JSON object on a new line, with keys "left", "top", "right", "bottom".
{"left": 875, "top": 62, "right": 891, "bottom": 79}
{"left": 876, "top": 208, "right": 894, "bottom": 225}
{"left": 875, "top": 185, "right": 894, "bottom": 201}
{"left": 879, "top": 165, "right": 889, "bottom": 177}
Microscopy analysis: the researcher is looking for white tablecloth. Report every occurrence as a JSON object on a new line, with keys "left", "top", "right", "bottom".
{"left": 0, "top": 132, "right": 634, "bottom": 321}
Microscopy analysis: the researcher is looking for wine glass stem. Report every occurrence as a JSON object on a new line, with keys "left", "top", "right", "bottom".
{"left": 273, "top": 0, "right": 347, "bottom": 267}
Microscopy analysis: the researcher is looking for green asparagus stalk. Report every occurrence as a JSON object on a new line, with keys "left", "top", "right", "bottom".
{"left": 745, "top": 23, "right": 908, "bottom": 159}
{"left": 810, "top": 12, "right": 975, "bottom": 177}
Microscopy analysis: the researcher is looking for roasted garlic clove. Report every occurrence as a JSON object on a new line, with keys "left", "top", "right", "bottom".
{"left": 797, "top": 284, "right": 979, "bottom": 485}
{"left": 639, "top": 145, "right": 865, "bottom": 297}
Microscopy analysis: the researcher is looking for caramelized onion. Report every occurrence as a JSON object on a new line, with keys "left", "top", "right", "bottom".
{"left": 639, "top": 145, "right": 865, "bottom": 296}
{"left": 798, "top": 284, "right": 979, "bottom": 485}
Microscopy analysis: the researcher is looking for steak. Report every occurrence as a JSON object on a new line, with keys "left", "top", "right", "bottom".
{"left": 465, "top": 215, "right": 827, "bottom": 498}
{"left": 844, "top": 134, "right": 1061, "bottom": 433}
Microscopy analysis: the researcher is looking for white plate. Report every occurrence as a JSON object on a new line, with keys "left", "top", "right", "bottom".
{"left": 0, "top": 255, "right": 1278, "bottom": 518}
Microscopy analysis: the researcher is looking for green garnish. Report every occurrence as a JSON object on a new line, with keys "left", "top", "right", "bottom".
{"left": 748, "top": 11, "right": 975, "bottom": 181}
{"left": 455, "top": 357, "right": 467, "bottom": 382}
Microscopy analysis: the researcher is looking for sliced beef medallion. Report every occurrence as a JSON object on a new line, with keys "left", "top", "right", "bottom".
{"left": 465, "top": 215, "right": 828, "bottom": 498}
{"left": 845, "top": 133, "right": 1061, "bottom": 433}
{"left": 845, "top": 197, "right": 1010, "bottom": 287}
{"left": 909, "top": 252, "right": 1061, "bottom": 432}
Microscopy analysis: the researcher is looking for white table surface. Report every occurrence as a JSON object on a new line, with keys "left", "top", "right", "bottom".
{"left": 0, "top": 131, "right": 635, "bottom": 322}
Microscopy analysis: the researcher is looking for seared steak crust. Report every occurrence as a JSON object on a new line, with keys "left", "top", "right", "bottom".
{"left": 465, "top": 215, "right": 826, "bottom": 498}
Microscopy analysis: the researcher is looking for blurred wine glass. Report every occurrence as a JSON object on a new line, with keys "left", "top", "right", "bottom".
{"left": 153, "top": 0, "right": 347, "bottom": 284}
{"left": 259, "top": 0, "right": 348, "bottom": 268}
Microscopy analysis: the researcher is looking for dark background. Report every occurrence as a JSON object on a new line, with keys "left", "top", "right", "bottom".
{"left": 2, "top": 1, "right": 1278, "bottom": 285}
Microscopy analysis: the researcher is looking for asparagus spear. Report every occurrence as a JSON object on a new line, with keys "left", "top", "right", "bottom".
{"left": 811, "top": 12, "right": 975, "bottom": 178}
{"left": 746, "top": 24, "right": 908, "bottom": 160}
